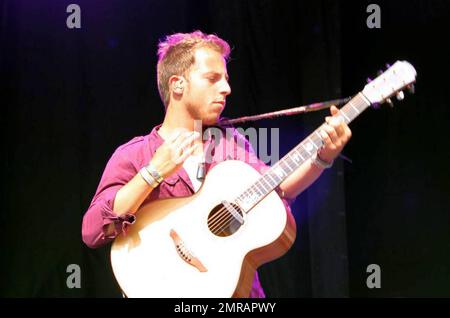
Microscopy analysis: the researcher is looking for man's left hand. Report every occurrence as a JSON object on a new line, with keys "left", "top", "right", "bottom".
{"left": 317, "top": 105, "right": 352, "bottom": 164}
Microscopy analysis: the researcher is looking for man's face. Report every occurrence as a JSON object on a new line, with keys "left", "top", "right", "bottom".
{"left": 182, "top": 47, "right": 231, "bottom": 126}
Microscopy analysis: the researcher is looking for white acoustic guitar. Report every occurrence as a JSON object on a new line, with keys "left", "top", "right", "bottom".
{"left": 110, "top": 61, "right": 417, "bottom": 298}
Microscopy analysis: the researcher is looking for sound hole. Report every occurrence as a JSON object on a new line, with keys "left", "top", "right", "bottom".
{"left": 207, "top": 202, "right": 244, "bottom": 237}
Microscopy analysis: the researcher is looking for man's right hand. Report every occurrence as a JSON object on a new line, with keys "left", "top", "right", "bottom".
{"left": 150, "top": 130, "right": 202, "bottom": 179}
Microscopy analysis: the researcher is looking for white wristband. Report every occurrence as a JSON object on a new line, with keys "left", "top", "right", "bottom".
{"left": 145, "top": 163, "right": 164, "bottom": 183}
{"left": 312, "top": 152, "right": 333, "bottom": 169}
{"left": 139, "top": 167, "right": 159, "bottom": 188}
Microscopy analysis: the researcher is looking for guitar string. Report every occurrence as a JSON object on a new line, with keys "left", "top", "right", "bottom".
{"left": 208, "top": 149, "right": 309, "bottom": 234}
{"left": 208, "top": 161, "right": 293, "bottom": 233}
{"left": 209, "top": 158, "right": 300, "bottom": 234}
{"left": 208, "top": 122, "right": 332, "bottom": 233}
{"left": 208, "top": 204, "right": 237, "bottom": 234}
{"left": 207, "top": 140, "right": 310, "bottom": 232}
{"left": 207, "top": 126, "right": 325, "bottom": 232}
{"left": 210, "top": 131, "right": 347, "bottom": 233}
{"left": 209, "top": 96, "right": 368, "bottom": 235}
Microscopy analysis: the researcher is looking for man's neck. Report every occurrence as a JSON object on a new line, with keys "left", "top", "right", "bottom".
{"left": 158, "top": 103, "right": 206, "bottom": 144}
{"left": 159, "top": 103, "right": 190, "bottom": 138}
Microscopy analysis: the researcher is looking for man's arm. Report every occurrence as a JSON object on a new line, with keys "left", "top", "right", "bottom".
{"left": 113, "top": 130, "right": 201, "bottom": 215}
{"left": 279, "top": 106, "right": 352, "bottom": 200}
{"left": 279, "top": 159, "right": 325, "bottom": 200}
{"left": 82, "top": 130, "right": 200, "bottom": 248}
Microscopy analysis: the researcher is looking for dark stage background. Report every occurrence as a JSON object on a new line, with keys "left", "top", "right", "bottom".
{"left": 1, "top": 0, "right": 449, "bottom": 297}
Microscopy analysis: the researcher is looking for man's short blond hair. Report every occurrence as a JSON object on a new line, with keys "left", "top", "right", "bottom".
{"left": 157, "top": 30, "right": 231, "bottom": 108}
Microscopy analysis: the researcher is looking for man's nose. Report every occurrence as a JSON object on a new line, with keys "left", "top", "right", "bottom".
{"left": 220, "top": 80, "right": 231, "bottom": 96}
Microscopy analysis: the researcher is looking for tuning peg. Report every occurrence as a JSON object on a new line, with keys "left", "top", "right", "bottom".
{"left": 396, "top": 91, "right": 405, "bottom": 101}
{"left": 407, "top": 84, "right": 415, "bottom": 94}
{"left": 386, "top": 98, "right": 394, "bottom": 107}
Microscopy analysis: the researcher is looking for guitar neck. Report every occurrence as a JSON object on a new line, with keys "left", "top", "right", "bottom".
{"left": 236, "top": 92, "right": 372, "bottom": 212}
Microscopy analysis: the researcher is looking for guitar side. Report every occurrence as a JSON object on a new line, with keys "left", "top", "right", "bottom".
{"left": 111, "top": 160, "right": 296, "bottom": 298}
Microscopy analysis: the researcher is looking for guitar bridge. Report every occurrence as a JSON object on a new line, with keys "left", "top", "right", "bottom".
{"left": 170, "top": 229, "right": 207, "bottom": 272}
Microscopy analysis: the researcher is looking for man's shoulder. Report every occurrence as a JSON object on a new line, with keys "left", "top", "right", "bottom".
{"left": 111, "top": 125, "right": 161, "bottom": 161}
{"left": 116, "top": 135, "right": 146, "bottom": 150}
{"left": 113, "top": 135, "right": 149, "bottom": 158}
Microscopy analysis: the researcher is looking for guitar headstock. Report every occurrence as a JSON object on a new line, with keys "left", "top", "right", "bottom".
{"left": 362, "top": 61, "right": 417, "bottom": 107}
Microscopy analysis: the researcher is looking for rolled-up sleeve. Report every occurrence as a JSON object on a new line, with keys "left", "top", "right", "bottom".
{"left": 82, "top": 149, "right": 137, "bottom": 249}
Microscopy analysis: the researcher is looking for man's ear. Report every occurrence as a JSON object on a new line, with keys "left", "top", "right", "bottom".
{"left": 169, "top": 75, "right": 185, "bottom": 94}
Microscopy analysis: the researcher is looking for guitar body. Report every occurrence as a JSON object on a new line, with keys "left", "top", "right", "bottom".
{"left": 111, "top": 160, "right": 297, "bottom": 298}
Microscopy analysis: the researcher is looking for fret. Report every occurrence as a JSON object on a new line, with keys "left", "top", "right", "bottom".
{"left": 297, "top": 146, "right": 312, "bottom": 163}
{"left": 266, "top": 173, "right": 278, "bottom": 186}
{"left": 258, "top": 177, "right": 271, "bottom": 192}
{"left": 314, "top": 131, "right": 324, "bottom": 147}
{"left": 236, "top": 187, "right": 260, "bottom": 209}
{"left": 271, "top": 168, "right": 284, "bottom": 181}
{"left": 301, "top": 142, "right": 313, "bottom": 155}
{"left": 300, "top": 148, "right": 311, "bottom": 160}
{"left": 267, "top": 173, "right": 279, "bottom": 189}
{"left": 358, "top": 92, "right": 371, "bottom": 106}
{"left": 340, "top": 111, "right": 350, "bottom": 123}
{"left": 252, "top": 184, "right": 262, "bottom": 196}
{"left": 293, "top": 146, "right": 307, "bottom": 161}
{"left": 239, "top": 192, "right": 248, "bottom": 204}
{"left": 285, "top": 156, "right": 296, "bottom": 171}
{"left": 280, "top": 159, "right": 294, "bottom": 174}
{"left": 270, "top": 173, "right": 280, "bottom": 186}
{"left": 247, "top": 189, "right": 258, "bottom": 202}
{"left": 255, "top": 181, "right": 266, "bottom": 194}
{"left": 296, "top": 150, "right": 305, "bottom": 161}
{"left": 308, "top": 137, "right": 319, "bottom": 150}
{"left": 344, "top": 107, "right": 358, "bottom": 120}
{"left": 291, "top": 150, "right": 302, "bottom": 163}
{"left": 349, "top": 101, "right": 360, "bottom": 114}
{"left": 244, "top": 184, "right": 260, "bottom": 198}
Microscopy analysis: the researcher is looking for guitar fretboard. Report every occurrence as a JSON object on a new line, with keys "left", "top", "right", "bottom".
{"left": 236, "top": 92, "right": 371, "bottom": 212}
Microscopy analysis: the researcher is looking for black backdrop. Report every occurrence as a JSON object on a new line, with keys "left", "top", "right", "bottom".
{"left": 1, "top": 0, "right": 449, "bottom": 297}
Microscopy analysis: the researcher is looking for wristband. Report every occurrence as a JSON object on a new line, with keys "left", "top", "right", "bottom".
{"left": 145, "top": 163, "right": 164, "bottom": 184}
{"left": 139, "top": 167, "right": 160, "bottom": 188}
{"left": 312, "top": 152, "right": 333, "bottom": 169}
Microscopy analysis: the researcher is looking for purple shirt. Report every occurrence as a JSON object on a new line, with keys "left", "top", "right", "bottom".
{"left": 82, "top": 124, "right": 292, "bottom": 298}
